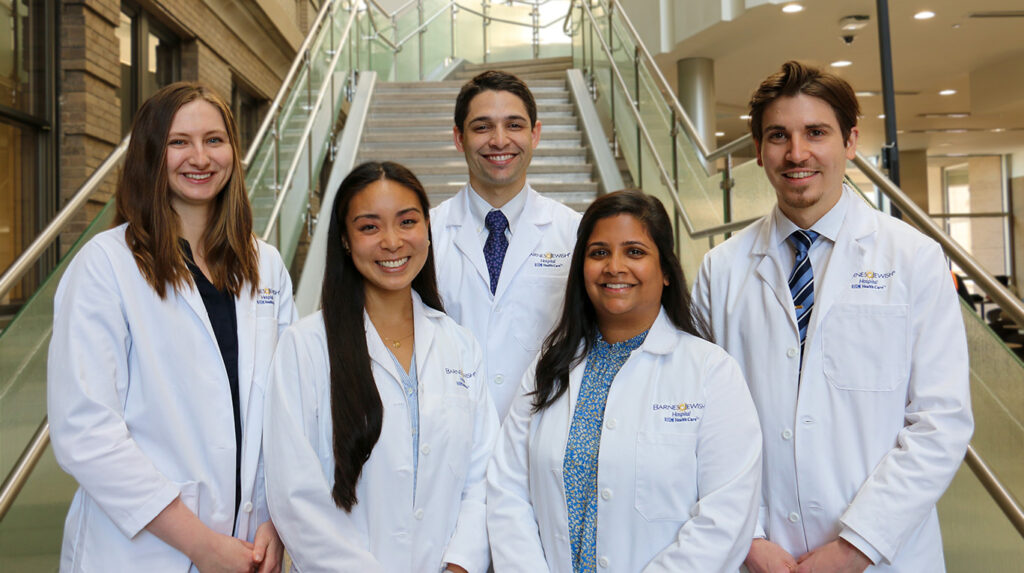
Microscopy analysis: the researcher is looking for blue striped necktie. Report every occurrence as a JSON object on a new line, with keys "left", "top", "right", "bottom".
{"left": 788, "top": 229, "right": 819, "bottom": 351}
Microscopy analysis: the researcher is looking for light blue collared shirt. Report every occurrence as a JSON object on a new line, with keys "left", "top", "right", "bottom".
{"left": 772, "top": 184, "right": 851, "bottom": 282}
{"left": 387, "top": 350, "right": 420, "bottom": 500}
{"left": 466, "top": 182, "right": 528, "bottom": 245}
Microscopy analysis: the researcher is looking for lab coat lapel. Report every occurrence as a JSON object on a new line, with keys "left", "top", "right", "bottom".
{"left": 494, "top": 186, "right": 550, "bottom": 302}
{"left": 809, "top": 192, "right": 877, "bottom": 339}
{"left": 365, "top": 312, "right": 404, "bottom": 384}
{"left": 752, "top": 216, "right": 798, "bottom": 332}
{"left": 449, "top": 186, "right": 491, "bottom": 290}
{"left": 411, "top": 292, "right": 437, "bottom": 378}
{"left": 236, "top": 288, "right": 257, "bottom": 426}
{"left": 178, "top": 283, "right": 220, "bottom": 351}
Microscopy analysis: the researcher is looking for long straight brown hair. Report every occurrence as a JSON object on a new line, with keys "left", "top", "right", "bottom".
{"left": 115, "top": 81, "right": 258, "bottom": 298}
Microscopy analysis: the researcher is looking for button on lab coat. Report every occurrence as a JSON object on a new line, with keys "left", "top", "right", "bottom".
{"left": 264, "top": 292, "right": 499, "bottom": 572}
{"left": 693, "top": 189, "right": 973, "bottom": 570}
{"left": 487, "top": 309, "right": 762, "bottom": 572}
{"left": 47, "top": 224, "right": 297, "bottom": 571}
{"left": 431, "top": 184, "right": 581, "bottom": 418}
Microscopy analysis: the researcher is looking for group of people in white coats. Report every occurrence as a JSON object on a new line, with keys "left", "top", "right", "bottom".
{"left": 46, "top": 62, "right": 971, "bottom": 573}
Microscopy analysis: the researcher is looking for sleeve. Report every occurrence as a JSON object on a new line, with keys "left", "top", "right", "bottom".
{"left": 485, "top": 365, "right": 553, "bottom": 572}
{"left": 691, "top": 252, "right": 769, "bottom": 541}
{"left": 263, "top": 325, "right": 386, "bottom": 572}
{"left": 442, "top": 335, "right": 501, "bottom": 572}
{"left": 46, "top": 241, "right": 182, "bottom": 538}
{"left": 838, "top": 241, "right": 973, "bottom": 564}
{"left": 643, "top": 352, "right": 763, "bottom": 573}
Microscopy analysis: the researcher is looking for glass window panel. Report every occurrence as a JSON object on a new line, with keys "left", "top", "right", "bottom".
{"left": 0, "top": 118, "right": 37, "bottom": 305}
{"left": 0, "top": 0, "right": 46, "bottom": 116}
{"left": 118, "top": 11, "right": 134, "bottom": 135}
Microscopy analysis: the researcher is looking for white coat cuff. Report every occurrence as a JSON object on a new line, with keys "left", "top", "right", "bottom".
{"left": 839, "top": 528, "right": 883, "bottom": 566}
{"left": 124, "top": 482, "right": 182, "bottom": 538}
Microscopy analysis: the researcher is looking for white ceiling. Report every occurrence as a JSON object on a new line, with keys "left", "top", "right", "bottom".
{"left": 651, "top": 1, "right": 1024, "bottom": 164}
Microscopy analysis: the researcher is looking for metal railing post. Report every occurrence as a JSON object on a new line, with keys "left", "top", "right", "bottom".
{"left": 418, "top": 0, "right": 424, "bottom": 80}
{"left": 450, "top": 3, "right": 457, "bottom": 61}
{"left": 482, "top": 0, "right": 489, "bottom": 63}
{"left": 531, "top": 2, "right": 540, "bottom": 58}
{"left": 633, "top": 44, "right": 641, "bottom": 187}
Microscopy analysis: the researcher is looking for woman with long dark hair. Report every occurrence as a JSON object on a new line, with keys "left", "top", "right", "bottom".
{"left": 48, "top": 82, "right": 295, "bottom": 571}
{"left": 264, "top": 161, "right": 499, "bottom": 572}
{"left": 487, "top": 190, "right": 762, "bottom": 571}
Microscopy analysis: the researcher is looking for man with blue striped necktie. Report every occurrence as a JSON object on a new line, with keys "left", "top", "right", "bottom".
{"left": 692, "top": 61, "right": 972, "bottom": 573}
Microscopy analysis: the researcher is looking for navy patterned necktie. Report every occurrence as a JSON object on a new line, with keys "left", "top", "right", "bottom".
{"left": 788, "top": 229, "right": 820, "bottom": 351}
{"left": 484, "top": 210, "right": 509, "bottom": 294}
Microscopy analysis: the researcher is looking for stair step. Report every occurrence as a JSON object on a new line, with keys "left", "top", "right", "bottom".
{"left": 365, "top": 115, "right": 578, "bottom": 129}
{"left": 369, "top": 101, "right": 574, "bottom": 113}
{"left": 373, "top": 87, "right": 569, "bottom": 100}
{"left": 453, "top": 69, "right": 568, "bottom": 81}
{"left": 358, "top": 146, "right": 587, "bottom": 161}
{"left": 378, "top": 79, "right": 566, "bottom": 91}
{"left": 361, "top": 130, "right": 581, "bottom": 144}
{"left": 406, "top": 163, "right": 592, "bottom": 176}
{"left": 461, "top": 56, "right": 572, "bottom": 72}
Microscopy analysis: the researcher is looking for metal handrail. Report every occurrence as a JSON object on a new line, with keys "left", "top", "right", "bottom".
{"left": 965, "top": 444, "right": 1024, "bottom": 538}
{"left": 852, "top": 154, "right": 1024, "bottom": 329}
{"left": 0, "top": 418, "right": 48, "bottom": 521}
{"left": 0, "top": 137, "right": 130, "bottom": 302}
{"left": 261, "top": 6, "right": 360, "bottom": 240}
{"left": 241, "top": 0, "right": 337, "bottom": 169}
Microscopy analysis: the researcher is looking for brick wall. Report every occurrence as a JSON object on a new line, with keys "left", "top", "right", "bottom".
{"left": 60, "top": 0, "right": 120, "bottom": 250}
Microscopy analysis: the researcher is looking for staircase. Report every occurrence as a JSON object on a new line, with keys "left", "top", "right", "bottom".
{"left": 356, "top": 57, "right": 600, "bottom": 212}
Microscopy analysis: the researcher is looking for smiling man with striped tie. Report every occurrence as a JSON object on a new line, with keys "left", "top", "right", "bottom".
{"left": 692, "top": 61, "right": 973, "bottom": 573}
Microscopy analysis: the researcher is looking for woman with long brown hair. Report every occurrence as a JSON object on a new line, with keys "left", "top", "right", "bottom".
{"left": 264, "top": 161, "right": 498, "bottom": 572}
{"left": 48, "top": 82, "right": 295, "bottom": 572}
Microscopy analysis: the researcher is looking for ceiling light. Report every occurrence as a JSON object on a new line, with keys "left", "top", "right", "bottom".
{"left": 832, "top": 60, "right": 853, "bottom": 67}
{"left": 839, "top": 15, "right": 870, "bottom": 31}
{"left": 918, "top": 112, "right": 970, "bottom": 118}
{"left": 782, "top": 4, "right": 803, "bottom": 14}
{"left": 914, "top": 11, "right": 936, "bottom": 20}
{"left": 991, "top": 128, "right": 1006, "bottom": 132}
{"left": 939, "top": 89, "right": 957, "bottom": 96}
{"left": 877, "top": 114, "right": 885, "bottom": 119}
{"left": 740, "top": 114, "right": 751, "bottom": 120}
{"left": 715, "top": 131, "right": 725, "bottom": 137}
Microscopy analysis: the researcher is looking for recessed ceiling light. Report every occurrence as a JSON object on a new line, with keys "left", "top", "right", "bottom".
{"left": 831, "top": 60, "right": 853, "bottom": 67}
{"left": 740, "top": 114, "right": 751, "bottom": 120}
{"left": 918, "top": 112, "right": 971, "bottom": 118}
{"left": 715, "top": 131, "right": 725, "bottom": 137}
{"left": 782, "top": 4, "right": 803, "bottom": 14}
{"left": 939, "top": 89, "right": 957, "bottom": 96}
{"left": 914, "top": 11, "right": 936, "bottom": 20}
{"left": 855, "top": 91, "right": 876, "bottom": 97}
{"left": 991, "top": 128, "right": 1006, "bottom": 132}
{"left": 877, "top": 114, "right": 885, "bottom": 119}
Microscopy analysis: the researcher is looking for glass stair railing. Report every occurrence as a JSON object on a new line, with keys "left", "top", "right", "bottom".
{"left": 569, "top": 0, "right": 1024, "bottom": 567}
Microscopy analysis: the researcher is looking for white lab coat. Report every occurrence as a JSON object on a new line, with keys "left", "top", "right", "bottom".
{"left": 431, "top": 184, "right": 581, "bottom": 418}
{"left": 692, "top": 188, "right": 973, "bottom": 570}
{"left": 47, "top": 223, "right": 297, "bottom": 572}
{"left": 487, "top": 309, "right": 762, "bottom": 572}
{"left": 263, "top": 292, "right": 499, "bottom": 572}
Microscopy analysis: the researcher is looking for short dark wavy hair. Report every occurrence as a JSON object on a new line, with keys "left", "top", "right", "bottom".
{"left": 748, "top": 60, "right": 860, "bottom": 144}
{"left": 454, "top": 70, "right": 537, "bottom": 133}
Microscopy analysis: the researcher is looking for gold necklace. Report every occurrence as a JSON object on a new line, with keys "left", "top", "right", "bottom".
{"left": 381, "top": 331, "right": 414, "bottom": 349}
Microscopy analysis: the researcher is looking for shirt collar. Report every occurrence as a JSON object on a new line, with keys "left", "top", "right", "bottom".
{"left": 773, "top": 183, "right": 850, "bottom": 247}
{"left": 467, "top": 182, "right": 528, "bottom": 235}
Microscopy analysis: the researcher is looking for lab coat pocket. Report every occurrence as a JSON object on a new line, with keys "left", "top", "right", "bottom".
{"left": 510, "top": 276, "right": 566, "bottom": 352}
{"left": 443, "top": 395, "right": 474, "bottom": 480}
{"left": 634, "top": 432, "right": 698, "bottom": 521}
{"left": 823, "top": 303, "right": 909, "bottom": 391}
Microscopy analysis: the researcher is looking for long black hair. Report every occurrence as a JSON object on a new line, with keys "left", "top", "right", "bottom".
{"left": 531, "top": 190, "right": 711, "bottom": 412}
{"left": 321, "top": 161, "right": 444, "bottom": 511}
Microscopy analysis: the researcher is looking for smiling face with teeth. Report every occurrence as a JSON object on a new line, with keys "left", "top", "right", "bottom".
{"left": 454, "top": 89, "right": 541, "bottom": 206}
{"left": 345, "top": 178, "right": 430, "bottom": 300}
{"left": 165, "top": 99, "right": 234, "bottom": 217}
{"left": 756, "top": 93, "right": 859, "bottom": 229}
{"left": 583, "top": 214, "right": 668, "bottom": 342}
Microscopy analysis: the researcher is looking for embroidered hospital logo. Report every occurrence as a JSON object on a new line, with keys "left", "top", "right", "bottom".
{"left": 256, "top": 287, "right": 280, "bottom": 305}
{"left": 651, "top": 402, "right": 705, "bottom": 423}
{"left": 444, "top": 367, "right": 476, "bottom": 389}
{"left": 849, "top": 270, "right": 896, "bottom": 291}
{"left": 529, "top": 251, "right": 571, "bottom": 268}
